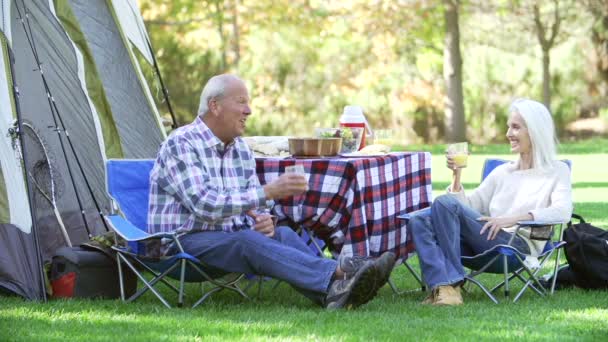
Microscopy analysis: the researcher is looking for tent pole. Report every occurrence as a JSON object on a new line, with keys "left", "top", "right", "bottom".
{"left": 147, "top": 39, "right": 177, "bottom": 129}
{"left": 7, "top": 43, "right": 48, "bottom": 302}
{"left": 16, "top": 1, "right": 111, "bottom": 236}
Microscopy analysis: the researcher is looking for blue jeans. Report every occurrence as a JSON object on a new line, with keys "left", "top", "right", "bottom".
{"left": 409, "top": 195, "right": 530, "bottom": 289}
{"left": 177, "top": 226, "right": 336, "bottom": 304}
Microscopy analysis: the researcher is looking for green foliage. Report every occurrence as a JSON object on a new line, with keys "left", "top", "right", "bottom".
{"left": 139, "top": 0, "right": 607, "bottom": 142}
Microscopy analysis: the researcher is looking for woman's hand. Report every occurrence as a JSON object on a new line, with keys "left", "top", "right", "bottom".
{"left": 446, "top": 153, "right": 460, "bottom": 172}
{"left": 478, "top": 213, "right": 534, "bottom": 240}
{"left": 446, "top": 152, "right": 462, "bottom": 192}
{"left": 477, "top": 216, "right": 520, "bottom": 240}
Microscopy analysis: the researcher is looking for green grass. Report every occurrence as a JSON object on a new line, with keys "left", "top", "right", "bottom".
{"left": 2, "top": 140, "right": 608, "bottom": 341}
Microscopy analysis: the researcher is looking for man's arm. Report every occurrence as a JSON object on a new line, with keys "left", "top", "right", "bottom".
{"left": 158, "top": 141, "right": 266, "bottom": 223}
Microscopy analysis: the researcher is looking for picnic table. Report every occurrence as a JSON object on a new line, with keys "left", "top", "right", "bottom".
{"left": 255, "top": 152, "right": 432, "bottom": 259}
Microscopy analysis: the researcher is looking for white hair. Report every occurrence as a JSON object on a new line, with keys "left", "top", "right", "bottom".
{"left": 197, "top": 74, "right": 242, "bottom": 116}
{"left": 508, "top": 98, "right": 558, "bottom": 170}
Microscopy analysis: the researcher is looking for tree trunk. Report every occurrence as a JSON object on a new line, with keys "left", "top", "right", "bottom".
{"left": 443, "top": 0, "right": 466, "bottom": 142}
{"left": 213, "top": 0, "right": 227, "bottom": 70}
{"left": 231, "top": 0, "right": 241, "bottom": 67}
{"left": 541, "top": 48, "right": 551, "bottom": 110}
{"left": 533, "top": 0, "right": 562, "bottom": 113}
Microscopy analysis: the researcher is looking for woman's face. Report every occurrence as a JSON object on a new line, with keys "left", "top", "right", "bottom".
{"left": 506, "top": 111, "right": 531, "bottom": 154}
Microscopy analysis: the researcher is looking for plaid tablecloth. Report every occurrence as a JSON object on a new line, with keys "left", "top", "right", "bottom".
{"left": 256, "top": 152, "right": 432, "bottom": 259}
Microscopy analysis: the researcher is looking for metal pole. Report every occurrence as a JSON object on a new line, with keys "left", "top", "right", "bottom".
{"left": 146, "top": 39, "right": 177, "bottom": 129}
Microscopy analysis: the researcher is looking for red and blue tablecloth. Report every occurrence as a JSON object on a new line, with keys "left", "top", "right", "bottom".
{"left": 256, "top": 152, "right": 432, "bottom": 259}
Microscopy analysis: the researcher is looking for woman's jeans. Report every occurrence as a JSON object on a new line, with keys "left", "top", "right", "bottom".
{"left": 409, "top": 195, "right": 530, "bottom": 290}
{"left": 176, "top": 226, "right": 336, "bottom": 304}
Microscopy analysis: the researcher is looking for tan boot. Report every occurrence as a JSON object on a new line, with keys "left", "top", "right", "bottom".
{"left": 432, "top": 285, "right": 463, "bottom": 306}
{"left": 421, "top": 289, "right": 436, "bottom": 305}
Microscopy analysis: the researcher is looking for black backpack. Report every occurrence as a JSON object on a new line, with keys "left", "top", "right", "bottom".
{"left": 562, "top": 214, "right": 608, "bottom": 289}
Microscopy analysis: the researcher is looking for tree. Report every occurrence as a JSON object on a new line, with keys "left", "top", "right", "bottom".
{"left": 585, "top": 0, "right": 608, "bottom": 100}
{"left": 444, "top": 0, "right": 466, "bottom": 142}
{"left": 533, "top": 0, "right": 562, "bottom": 111}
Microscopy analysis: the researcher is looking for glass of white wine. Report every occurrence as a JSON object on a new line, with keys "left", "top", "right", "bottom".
{"left": 447, "top": 142, "right": 468, "bottom": 168}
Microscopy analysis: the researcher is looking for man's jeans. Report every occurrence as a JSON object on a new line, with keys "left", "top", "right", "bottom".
{"left": 177, "top": 226, "right": 336, "bottom": 304}
{"left": 409, "top": 195, "right": 530, "bottom": 290}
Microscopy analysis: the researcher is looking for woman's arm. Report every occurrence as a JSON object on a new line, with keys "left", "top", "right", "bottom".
{"left": 529, "top": 163, "right": 573, "bottom": 223}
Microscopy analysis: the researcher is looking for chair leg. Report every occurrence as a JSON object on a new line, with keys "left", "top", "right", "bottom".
{"left": 550, "top": 248, "right": 562, "bottom": 295}
{"left": 503, "top": 255, "right": 510, "bottom": 298}
{"left": 403, "top": 258, "right": 426, "bottom": 292}
{"left": 512, "top": 255, "right": 549, "bottom": 302}
{"left": 303, "top": 226, "right": 326, "bottom": 258}
{"left": 116, "top": 253, "right": 125, "bottom": 302}
{"left": 131, "top": 257, "right": 182, "bottom": 294}
{"left": 117, "top": 253, "right": 173, "bottom": 308}
{"left": 465, "top": 275, "right": 499, "bottom": 304}
{"left": 178, "top": 259, "right": 186, "bottom": 308}
{"left": 388, "top": 278, "right": 403, "bottom": 295}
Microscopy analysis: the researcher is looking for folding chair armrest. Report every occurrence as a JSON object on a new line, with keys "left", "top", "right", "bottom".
{"left": 105, "top": 214, "right": 178, "bottom": 242}
{"left": 517, "top": 220, "right": 565, "bottom": 227}
{"left": 513, "top": 220, "right": 566, "bottom": 243}
{"left": 397, "top": 206, "right": 432, "bottom": 222}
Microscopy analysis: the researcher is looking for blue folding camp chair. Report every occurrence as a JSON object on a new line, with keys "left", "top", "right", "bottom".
{"left": 399, "top": 158, "right": 571, "bottom": 303}
{"left": 105, "top": 159, "right": 248, "bottom": 308}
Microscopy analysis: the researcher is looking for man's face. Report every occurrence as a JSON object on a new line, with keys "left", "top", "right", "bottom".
{"left": 211, "top": 80, "right": 251, "bottom": 143}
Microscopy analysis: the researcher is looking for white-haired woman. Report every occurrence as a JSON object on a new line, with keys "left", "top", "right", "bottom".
{"left": 410, "top": 98, "right": 573, "bottom": 305}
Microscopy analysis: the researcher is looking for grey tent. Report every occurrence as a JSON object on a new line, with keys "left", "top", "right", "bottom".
{"left": 1, "top": 0, "right": 167, "bottom": 300}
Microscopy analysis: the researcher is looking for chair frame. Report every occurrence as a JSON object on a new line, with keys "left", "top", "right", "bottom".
{"left": 461, "top": 221, "right": 567, "bottom": 303}
{"left": 106, "top": 215, "right": 249, "bottom": 308}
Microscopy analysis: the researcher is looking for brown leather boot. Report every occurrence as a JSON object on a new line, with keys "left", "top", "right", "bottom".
{"left": 421, "top": 289, "right": 436, "bottom": 305}
{"left": 432, "top": 285, "right": 463, "bottom": 306}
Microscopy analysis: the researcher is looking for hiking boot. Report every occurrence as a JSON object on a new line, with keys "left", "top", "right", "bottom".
{"left": 421, "top": 291, "right": 435, "bottom": 305}
{"left": 375, "top": 252, "right": 397, "bottom": 286}
{"left": 325, "top": 260, "right": 380, "bottom": 309}
{"left": 339, "top": 255, "right": 372, "bottom": 279}
{"left": 432, "top": 285, "right": 463, "bottom": 306}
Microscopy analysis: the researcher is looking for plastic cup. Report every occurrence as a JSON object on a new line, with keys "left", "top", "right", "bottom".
{"left": 447, "top": 142, "right": 468, "bottom": 168}
{"left": 285, "top": 164, "right": 309, "bottom": 184}
{"left": 285, "top": 164, "right": 305, "bottom": 174}
{"left": 254, "top": 208, "right": 278, "bottom": 226}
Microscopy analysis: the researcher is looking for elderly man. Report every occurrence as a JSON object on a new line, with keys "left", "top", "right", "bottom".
{"left": 148, "top": 74, "right": 395, "bottom": 309}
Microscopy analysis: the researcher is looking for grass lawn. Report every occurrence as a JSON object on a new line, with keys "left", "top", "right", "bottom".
{"left": 2, "top": 140, "right": 608, "bottom": 341}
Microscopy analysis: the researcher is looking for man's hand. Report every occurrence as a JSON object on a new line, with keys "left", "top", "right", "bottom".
{"left": 263, "top": 173, "right": 308, "bottom": 200}
{"left": 249, "top": 210, "right": 275, "bottom": 237}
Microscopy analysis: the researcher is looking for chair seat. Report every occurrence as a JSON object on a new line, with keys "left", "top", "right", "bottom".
{"left": 460, "top": 242, "right": 561, "bottom": 274}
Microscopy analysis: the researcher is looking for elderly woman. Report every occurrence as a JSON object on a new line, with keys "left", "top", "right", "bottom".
{"left": 410, "top": 99, "right": 573, "bottom": 305}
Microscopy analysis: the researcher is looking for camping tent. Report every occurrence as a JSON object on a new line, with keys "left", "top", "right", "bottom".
{"left": 0, "top": 0, "right": 167, "bottom": 300}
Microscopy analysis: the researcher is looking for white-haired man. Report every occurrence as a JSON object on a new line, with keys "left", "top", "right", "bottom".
{"left": 148, "top": 74, "right": 395, "bottom": 309}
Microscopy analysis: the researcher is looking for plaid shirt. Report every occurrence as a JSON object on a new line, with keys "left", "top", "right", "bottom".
{"left": 148, "top": 116, "right": 270, "bottom": 235}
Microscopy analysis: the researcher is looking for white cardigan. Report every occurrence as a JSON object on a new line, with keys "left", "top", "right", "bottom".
{"left": 448, "top": 160, "right": 573, "bottom": 256}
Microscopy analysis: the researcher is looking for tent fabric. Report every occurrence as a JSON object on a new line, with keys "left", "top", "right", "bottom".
{"left": 107, "top": 0, "right": 167, "bottom": 140}
{"left": 0, "top": 0, "right": 167, "bottom": 300}
{"left": 0, "top": 224, "right": 43, "bottom": 299}
{"left": 11, "top": 0, "right": 111, "bottom": 252}
{"left": 65, "top": 0, "right": 164, "bottom": 158}
{"left": 0, "top": 36, "right": 31, "bottom": 231}
{"left": 53, "top": 0, "right": 123, "bottom": 159}
{"left": 110, "top": 0, "right": 153, "bottom": 65}
{"left": 1, "top": 0, "right": 11, "bottom": 45}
